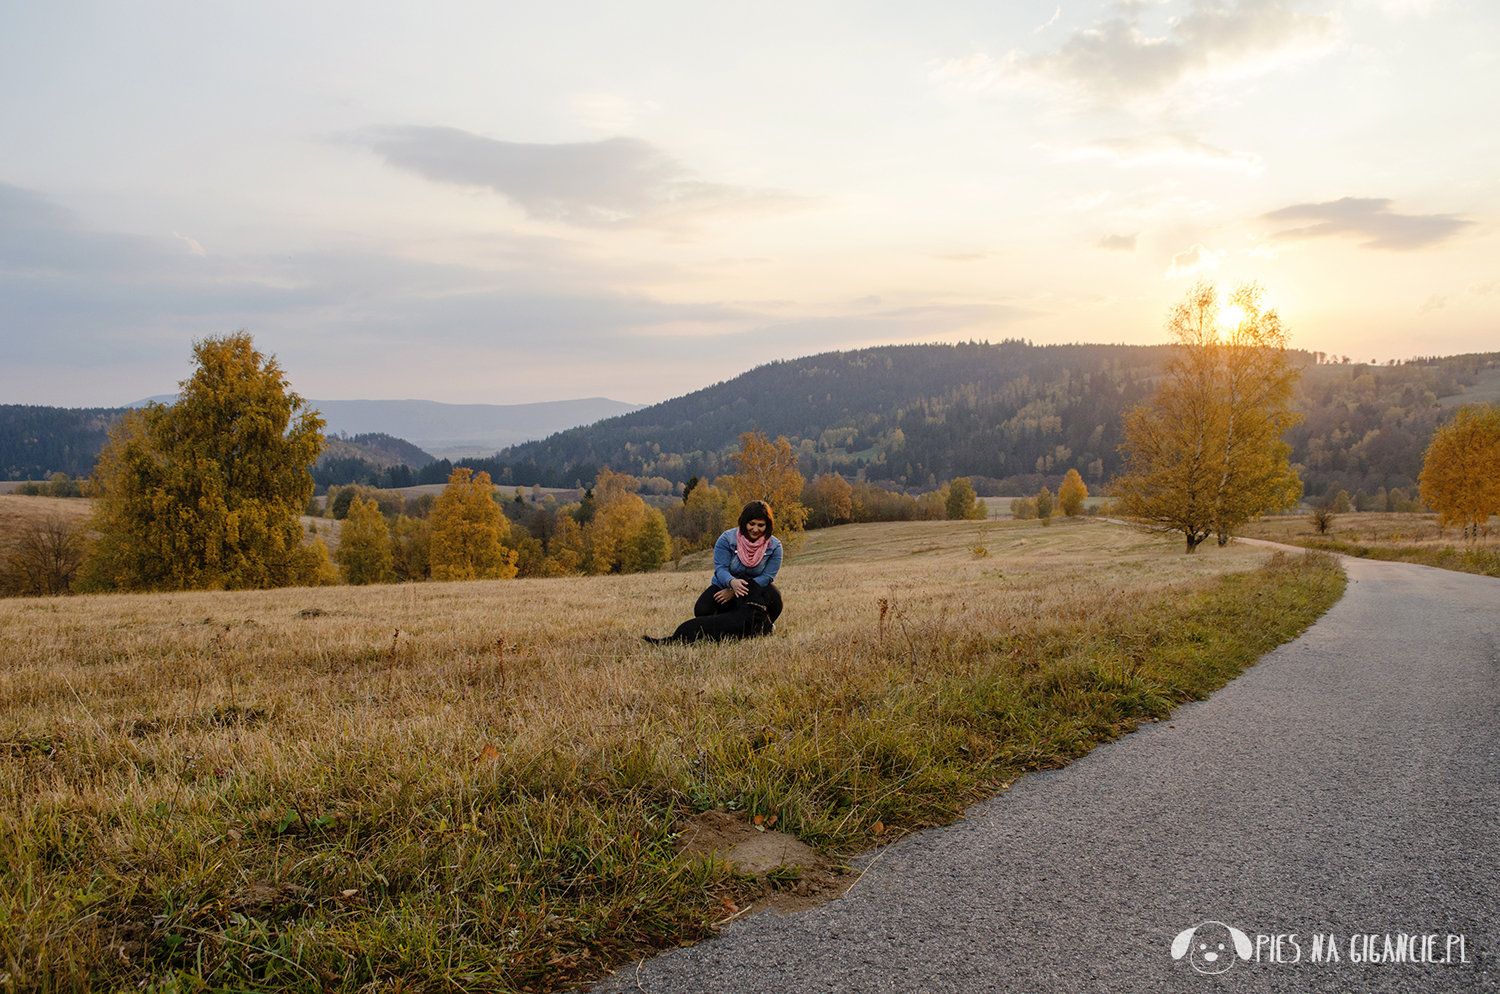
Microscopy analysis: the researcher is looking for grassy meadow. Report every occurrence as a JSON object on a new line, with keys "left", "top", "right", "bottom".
{"left": 1, "top": 516, "right": 1344, "bottom": 992}
{"left": 1239, "top": 509, "right": 1500, "bottom": 577}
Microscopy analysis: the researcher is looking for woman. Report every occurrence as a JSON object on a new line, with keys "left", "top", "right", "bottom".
{"left": 643, "top": 500, "right": 784, "bottom": 644}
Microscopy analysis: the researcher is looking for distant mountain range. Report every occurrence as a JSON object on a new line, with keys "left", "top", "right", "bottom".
{"left": 127, "top": 396, "right": 645, "bottom": 458}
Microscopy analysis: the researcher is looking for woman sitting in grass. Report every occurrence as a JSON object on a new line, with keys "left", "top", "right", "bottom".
{"left": 644, "top": 500, "right": 784, "bottom": 644}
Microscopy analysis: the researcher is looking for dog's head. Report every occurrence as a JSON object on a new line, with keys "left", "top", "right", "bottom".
{"left": 1171, "top": 921, "right": 1252, "bottom": 975}
{"left": 744, "top": 600, "right": 774, "bottom": 636}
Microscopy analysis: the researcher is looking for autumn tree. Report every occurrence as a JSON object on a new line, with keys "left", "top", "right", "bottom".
{"left": 429, "top": 467, "right": 518, "bottom": 581}
{"left": 81, "top": 332, "right": 333, "bottom": 591}
{"left": 806, "top": 473, "right": 854, "bottom": 528}
{"left": 583, "top": 468, "right": 646, "bottom": 573}
{"left": 549, "top": 513, "right": 586, "bottom": 573}
{"left": 622, "top": 506, "right": 671, "bottom": 573}
{"left": 727, "top": 431, "right": 809, "bottom": 539}
{"left": 671, "top": 479, "right": 735, "bottom": 549}
{"left": 945, "top": 477, "right": 986, "bottom": 520}
{"left": 389, "top": 514, "right": 432, "bottom": 581}
{"left": 1419, "top": 404, "right": 1500, "bottom": 539}
{"left": 1058, "top": 469, "right": 1088, "bottom": 516}
{"left": 1113, "top": 280, "right": 1302, "bottom": 552}
{"left": 1034, "top": 487, "right": 1055, "bottom": 520}
{"left": 336, "top": 496, "right": 395, "bottom": 585}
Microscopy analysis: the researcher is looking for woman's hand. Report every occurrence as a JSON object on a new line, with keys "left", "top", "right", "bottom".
{"left": 729, "top": 578, "right": 750, "bottom": 598}
{"left": 713, "top": 586, "right": 736, "bottom": 605}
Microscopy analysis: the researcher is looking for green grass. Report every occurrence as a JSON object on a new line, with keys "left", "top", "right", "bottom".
{"left": 0, "top": 525, "right": 1344, "bottom": 993}
{"left": 1295, "top": 537, "right": 1500, "bottom": 577}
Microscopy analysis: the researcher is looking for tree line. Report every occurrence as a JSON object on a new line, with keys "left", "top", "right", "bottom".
{"left": 7, "top": 315, "right": 1496, "bottom": 597}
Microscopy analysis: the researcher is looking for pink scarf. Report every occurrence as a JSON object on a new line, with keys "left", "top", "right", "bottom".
{"left": 736, "top": 532, "right": 770, "bottom": 568}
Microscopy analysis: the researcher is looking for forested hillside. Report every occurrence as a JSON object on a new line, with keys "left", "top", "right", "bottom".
{"left": 0, "top": 406, "right": 119, "bottom": 480}
{"left": 422, "top": 343, "right": 1497, "bottom": 503}
{"left": 1290, "top": 356, "right": 1500, "bottom": 501}
{"left": 423, "top": 341, "right": 1213, "bottom": 494}
{"left": 312, "top": 433, "right": 435, "bottom": 489}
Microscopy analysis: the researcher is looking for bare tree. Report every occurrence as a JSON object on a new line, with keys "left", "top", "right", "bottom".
{"left": 3, "top": 515, "right": 86, "bottom": 596}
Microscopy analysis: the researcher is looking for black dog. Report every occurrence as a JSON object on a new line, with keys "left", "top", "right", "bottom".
{"left": 643, "top": 599, "right": 775, "bottom": 645}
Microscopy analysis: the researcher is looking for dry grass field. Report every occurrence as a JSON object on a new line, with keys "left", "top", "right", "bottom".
{"left": 1239, "top": 510, "right": 1500, "bottom": 576}
{"left": 1, "top": 516, "right": 1344, "bottom": 992}
{"left": 0, "top": 496, "right": 92, "bottom": 559}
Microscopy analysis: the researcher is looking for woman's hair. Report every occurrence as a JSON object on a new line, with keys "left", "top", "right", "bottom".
{"left": 737, "top": 500, "right": 775, "bottom": 536}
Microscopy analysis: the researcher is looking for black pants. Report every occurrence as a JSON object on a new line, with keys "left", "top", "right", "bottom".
{"left": 694, "top": 581, "right": 783, "bottom": 623}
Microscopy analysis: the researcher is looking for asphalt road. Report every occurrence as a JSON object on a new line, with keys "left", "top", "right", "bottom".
{"left": 595, "top": 554, "right": 1500, "bottom": 993}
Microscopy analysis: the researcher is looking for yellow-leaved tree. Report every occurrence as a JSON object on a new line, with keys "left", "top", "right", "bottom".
{"left": 1418, "top": 404, "right": 1500, "bottom": 539}
{"left": 429, "top": 467, "right": 518, "bottom": 581}
{"left": 1114, "top": 280, "right": 1302, "bottom": 552}
{"left": 336, "top": 496, "right": 395, "bottom": 585}
{"left": 622, "top": 506, "right": 671, "bottom": 573}
{"left": 81, "top": 332, "right": 333, "bottom": 591}
{"left": 726, "top": 431, "right": 808, "bottom": 549}
{"left": 584, "top": 468, "right": 648, "bottom": 573}
{"left": 944, "top": 477, "right": 986, "bottom": 520}
{"left": 1057, "top": 469, "right": 1088, "bottom": 517}
{"left": 806, "top": 473, "right": 854, "bottom": 527}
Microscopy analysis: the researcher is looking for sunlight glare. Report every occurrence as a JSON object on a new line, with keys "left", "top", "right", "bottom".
{"left": 1219, "top": 303, "right": 1247, "bottom": 329}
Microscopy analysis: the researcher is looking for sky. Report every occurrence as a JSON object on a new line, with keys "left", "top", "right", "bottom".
{"left": 2, "top": 0, "right": 1496, "bottom": 408}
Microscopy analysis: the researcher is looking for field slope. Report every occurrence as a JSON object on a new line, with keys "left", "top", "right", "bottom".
{"left": 0, "top": 519, "right": 1343, "bottom": 992}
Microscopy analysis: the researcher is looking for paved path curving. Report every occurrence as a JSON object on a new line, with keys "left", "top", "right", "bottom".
{"left": 595, "top": 554, "right": 1500, "bottom": 993}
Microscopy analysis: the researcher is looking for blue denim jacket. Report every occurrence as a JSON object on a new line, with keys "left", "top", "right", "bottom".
{"left": 712, "top": 528, "right": 782, "bottom": 589}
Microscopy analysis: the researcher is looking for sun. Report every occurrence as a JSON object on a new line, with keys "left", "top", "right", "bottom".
{"left": 1218, "top": 303, "right": 1247, "bottom": 329}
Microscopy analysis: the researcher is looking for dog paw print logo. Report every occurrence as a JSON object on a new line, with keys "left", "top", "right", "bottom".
{"left": 1171, "top": 920, "right": 1253, "bottom": 975}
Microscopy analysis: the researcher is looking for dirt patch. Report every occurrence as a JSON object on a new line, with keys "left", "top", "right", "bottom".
{"left": 675, "top": 809, "right": 853, "bottom": 916}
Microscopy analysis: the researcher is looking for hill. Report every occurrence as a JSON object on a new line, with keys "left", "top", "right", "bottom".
{"left": 425, "top": 343, "right": 1498, "bottom": 504}
{"left": 424, "top": 341, "right": 1204, "bottom": 494}
{"left": 0, "top": 405, "right": 120, "bottom": 480}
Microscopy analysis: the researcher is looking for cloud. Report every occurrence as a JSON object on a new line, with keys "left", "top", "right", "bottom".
{"left": 1418, "top": 293, "right": 1446, "bottom": 313}
{"left": 1036, "top": 6, "right": 1061, "bottom": 33}
{"left": 1003, "top": 0, "right": 1337, "bottom": 104}
{"left": 1068, "top": 132, "right": 1263, "bottom": 171}
{"left": 1164, "top": 243, "right": 1223, "bottom": 277}
{"left": 173, "top": 232, "right": 206, "bottom": 256}
{"left": 351, "top": 126, "right": 808, "bottom": 227}
{"left": 1098, "top": 233, "right": 1139, "bottom": 251}
{"left": 1259, "top": 197, "right": 1472, "bottom": 251}
{"left": 1468, "top": 279, "right": 1496, "bottom": 296}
